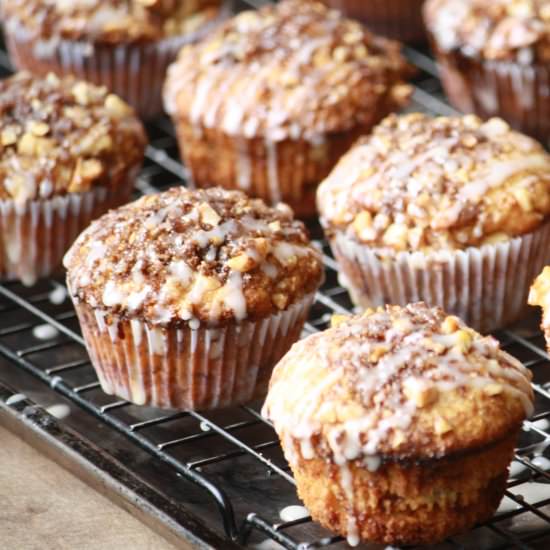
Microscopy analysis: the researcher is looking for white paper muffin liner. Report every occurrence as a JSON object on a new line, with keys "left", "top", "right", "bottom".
{"left": 0, "top": 179, "right": 134, "bottom": 286}
{"left": 330, "top": 222, "right": 550, "bottom": 333}
{"left": 5, "top": 8, "right": 228, "bottom": 119}
{"left": 71, "top": 292, "right": 316, "bottom": 410}
{"left": 430, "top": 40, "right": 550, "bottom": 145}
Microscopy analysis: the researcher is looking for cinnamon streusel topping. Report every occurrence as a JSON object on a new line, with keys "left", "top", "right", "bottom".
{"left": 318, "top": 113, "right": 550, "bottom": 252}
{"left": 263, "top": 302, "right": 533, "bottom": 462}
{"left": 0, "top": 71, "right": 146, "bottom": 203}
{"left": 64, "top": 187, "right": 324, "bottom": 326}
{"left": 2, "top": 0, "right": 221, "bottom": 43}
{"left": 424, "top": 0, "right": 550, "bottom": 62}
{"left": 164, "top": 0, "right": 412, "bottom": 142}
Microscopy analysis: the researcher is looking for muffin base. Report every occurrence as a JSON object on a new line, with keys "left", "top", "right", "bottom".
{"left": 173, "top": 124, "right": 369, "bottom": 218}
{"left": 0, "top": 180, "right": 134, "bottom": 286}
{"left": 71, "top": 293, "right": 315, "bottom": 410}
{"left": 323, "top": 0, "right": 426, "bottom": 43}
{"left": 431, "top": 41, "right": 550, "bottom": 144}
{"left": 329, "top": 220, "right": 550, "bottom": 333}
{"left": 288, "top": 432, "right": 517, "bottom": 546}
{"left": 5, "top": 11, "right": 226, "bottom": 119}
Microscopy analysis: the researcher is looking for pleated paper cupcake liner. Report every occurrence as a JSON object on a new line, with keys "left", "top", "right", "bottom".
{"left": 173, "top": 122, "right": 378, "bottom": 218}
{"left": 72, "top": 293, "right": 316, "bottom": 410}
{"left": 323, "top": 0, "right": 426, "bottom": 43}
{"left": 431, "top": 42, "right": 550, "bottom": 145}
{"left": 330, "top": 222, "right": 550, "bottom": 333}
{"left": 5, "top": 9, "right": 227, "bottom": 119}
{"left": 0, "top": 179, "right": 134, "bottom": 286}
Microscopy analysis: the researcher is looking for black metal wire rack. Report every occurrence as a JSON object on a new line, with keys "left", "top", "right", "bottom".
{"left": 2, "top": 1, "right": 550, "bottom": 549}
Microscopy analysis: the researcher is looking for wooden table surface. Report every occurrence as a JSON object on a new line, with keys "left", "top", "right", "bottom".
{"left": 0, "top": 426, "right": 178, "bottom": 550}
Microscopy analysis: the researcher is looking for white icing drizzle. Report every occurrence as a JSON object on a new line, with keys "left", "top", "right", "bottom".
{"left": 278, "top": 505, "right": 309, "bottom": 523}
{"left": 32, "top": 323, "right": 59, "bottom": 341}
{"left": 462, "top": 154, "right": 550, "bottom": 201}
{"left": 265, "top": 139, "right": 281, "bottom": 204}
{"left": 48, "top": 285, "right": 68, "bottom": 305}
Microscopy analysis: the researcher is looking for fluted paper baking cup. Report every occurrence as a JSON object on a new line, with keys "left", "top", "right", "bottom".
{"left": 430, "top": 41, "right": 550, "bottom": 145}
{"left": 330, "top": 222, "right": 550, "bottom": 333}
{"left": 71, "top": 293, "right": 315, "bottom": 410}
{"left": 323, "top": 0, "right": 426, "bottom": 43}
{"left": 5, "top": 9, "right": 227, "bottom": 119}
{"left": 174, "top": 121, "right": 374, "bottom": 218}
{"left": 0, "top": 180, "right": 133, "bottom": 286}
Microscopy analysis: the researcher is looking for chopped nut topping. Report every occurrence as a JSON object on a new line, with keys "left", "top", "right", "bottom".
{"left": 425, "top": 0, "right": 550, "bottom": 62}
{"left": 198, "top": 202, "right": 221, "bottom": 226}
{"left": 0, "top": 71, "right": 146, "bottom": 203}
{"left": 64, "top": 187, "right": 323, "bottom": 325}
{"left": 330, "top": 314, "right": 350, "bottom": 328}
{"left": 318, "top": 113, "right": 550, "bottom": 253}
{"left": 263, "top": 302, "right": 534, "bottom": 461}
{"left": 1, "top": 0, "right": 223, "bottom": 43}
{"left": 164, "top": 0, "right": 412, "bottom": 140}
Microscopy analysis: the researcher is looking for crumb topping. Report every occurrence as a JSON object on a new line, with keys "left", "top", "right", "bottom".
{"left": 163, "top": 0, "right": 412, "bottom": 142}
{"left": 529, "top": 265, "right": 550, "bottom": 323}
{"left": 64, "top": 187, "right": 324, "bottom": 326}
{"left": 263, "top": 302, "right": 534, "bottom": 462}
{"left": 317, "top": 113, "right": 550, "bottom": 252}
{"left": 2, "top": 0, "right": 222, "bottom": 43}
{"left": 0, "top": 72, "right": 146, "bottom": 203}
{"left": 424, "top": 0, "right": 550, "bottom": 62}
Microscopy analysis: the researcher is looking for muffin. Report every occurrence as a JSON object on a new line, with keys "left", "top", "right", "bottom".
{"left": 424, "top": 0, "right": 550, "bottom": 144}
{"left": 317, "top": 112, "right": 550, "bottom": 333}
{"left": 63, "top": 187, "right": 324, "bottom": 410}
{"left": 0, "top": 71, "right": 146, "bottom": 286}
{"left": 163, "top": 0, "right": 412, "bottom": 217}
{"left": 263, "top": 303, "right": 534, "bottom": 546}
{"left": 528, "top": 266, "right": 550, "bottom": 349}
{"left": 1, "top": 0, "right": 225, "bottom": 119}
{"left": 321, "top": 0, "right": 426, "bottom": 43}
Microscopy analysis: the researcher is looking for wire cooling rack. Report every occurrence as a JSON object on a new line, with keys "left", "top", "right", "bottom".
{"left": 2, "top": 2, "right": 550, "bottom": 549}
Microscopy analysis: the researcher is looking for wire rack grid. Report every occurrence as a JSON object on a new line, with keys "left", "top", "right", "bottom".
{"left": 2, "top": 1, "right": 550, "bottom": 549}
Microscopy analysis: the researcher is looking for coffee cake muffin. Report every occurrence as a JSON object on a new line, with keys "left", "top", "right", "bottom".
{"left": 0, "top": 71, "right": 146, "bottom": 286}
{"left": 322, "top": 0, "right": 426, "bottom": 43}
{"left": 424, "top": 0, "right": 550, "bottom": 143}
{"left": 529, "top": 266, "right": 550, "bottom": 350}
{"left": 317, "top": 113, "right": 550, "bottom": 332}
{"left": 2, "top": 0, "right": 225, "bottom": 119}
{"left": 263, "top": 303, "right": 534, "bottom": 546}
{"left": 163, "top": 0, "right": 412, "bottom": 217}
{"left": 64, "top": 187, "right": 323, "bottom": 410}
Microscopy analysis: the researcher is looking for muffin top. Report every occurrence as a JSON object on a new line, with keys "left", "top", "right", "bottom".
{"left": 317, "top": 113, "right": 550, "bottom": 253}
{"left": 529, "top": 265, "right": 550, "bottom": 322}
{"left": 263, "top": 302, "right": 533, "bottom": 463}
{"left": 0, "top": 72, "right": 146, "bottom": 204}
{"left": 64, "top": 187, "right": 324, "bottom": 327}
{"left": 424, "top": 0, "right": 550, "bottom": 62}
{"left": 164, "top": 0, "right": 412, "bottom": 142}
{"left": 2, "top": 0, "right": 221, "bottom": 44}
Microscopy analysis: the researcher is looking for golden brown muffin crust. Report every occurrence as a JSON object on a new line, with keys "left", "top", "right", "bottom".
{"left": 2, "top": 0, "right": 222, "bottom": 43}
{"left": 164, "top": 0, "right": 412, "bottom": 142}
{"left": 0, "top": 71, "right": 146, "bottom": 203}
{"left": 263, "top": 302, "right": 533, "bottom": 462}
{"left": 424, "top": 0, "right": 550, "bottom": 62}
{"left": 64, "top": 187, "right": 324, "bottom": 326}
{"left": 317, "top": 113, "right": 550, "bottom": 252}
